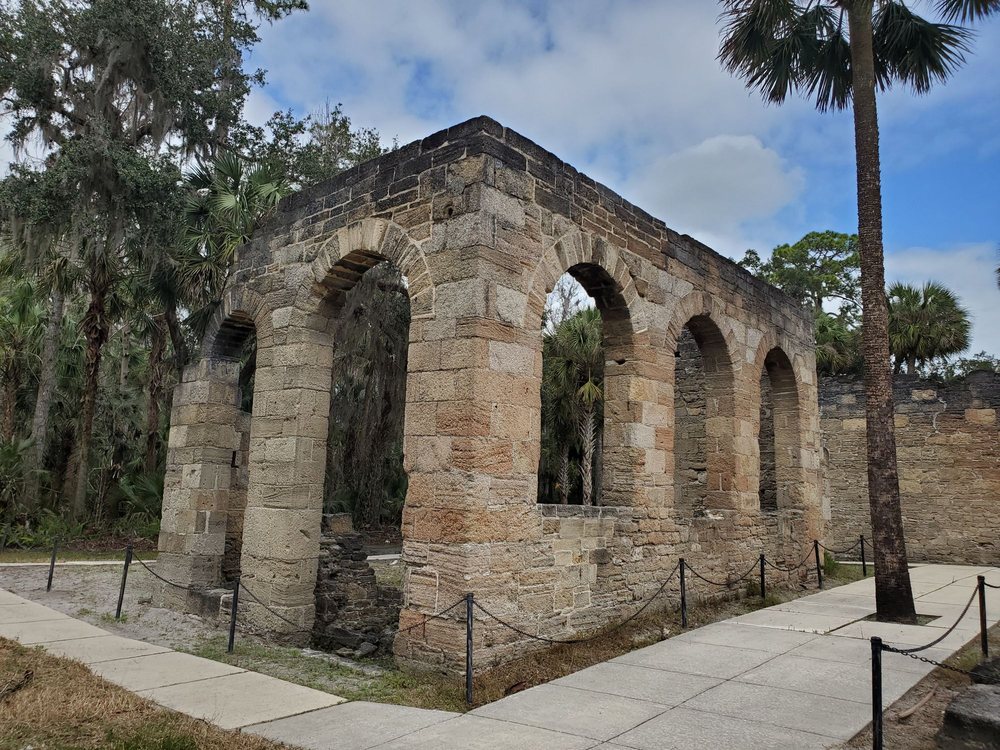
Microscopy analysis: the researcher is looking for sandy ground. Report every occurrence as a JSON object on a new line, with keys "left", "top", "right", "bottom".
{"left": 0, "top": 562, "right": 225, "bottom": 650}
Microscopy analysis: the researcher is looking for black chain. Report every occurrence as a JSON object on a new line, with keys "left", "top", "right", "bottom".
{"left": 237, "top": 581, "right": 312, "bottom": 635}
{"left": 396, "top": 597, "right": 467, "bottom": 635}
{"left": 887, "top": 586, "right": 979, "bottom": 655}
{"left": 817, "top": 539, "right": 862, "bottom": 556}
{"left": 474, "top": 561, "right": 681, "bottom": 645}
{"left": 881, "top": 645, "right": 973, "bottom": 677}
{"left": 133, "top": 556, "right": 190, "bottom": 591}
{"left": 763, "top": 549, "right": 814, "bottom": 573}
{"left": 685, "top": 559, "right": 758, "bottom": 587}
{"left": 984, "top": 581, "right": 1000, "bottom": 590}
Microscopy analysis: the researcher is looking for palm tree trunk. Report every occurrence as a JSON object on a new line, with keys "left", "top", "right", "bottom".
{"left": 906, "top": 356, "right": 916, "bottom": 376}
{"left": 558, "top": 444, "right": 570, "bottom": 505}
{"left": 164, "top": 300, "right": 188, "bottom": 378}
{"left": 578, "top": 406, "right": 596, "bottom": 507}
{"left": 847, "top": 4, "right": 915, "bottom": 622}
{"left": 71, "top": 285, "right": 110, "bottom": 519}
{"left": 26, "top": 287, "right": 65, "bottom": 508}
{"left": 144, "top": 315, "right": 167, "bottom": 474}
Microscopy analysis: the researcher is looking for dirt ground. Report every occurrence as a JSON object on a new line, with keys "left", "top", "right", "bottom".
{"left": 836, "top": 626, "right": 998, "bottom": 749}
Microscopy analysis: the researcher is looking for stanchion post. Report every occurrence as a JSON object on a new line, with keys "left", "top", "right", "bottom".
{"left": 759, "top": 554, "right": 766, "bottom": 600}
{"left": 46, "top": 540, "right": 58, "bottom": 592}
{"left": 871, "top": 637, "right": 883, "bottom": 750}
{"left": 978, "top": 576, "right": 988, "bottom": 658}
{"left": 115, "top": 543, "right": 133, "bottom": 620}
{"left": 860, "top": 534, "right": 867, "bottom": 577}
{"left": 227, "top": 575, "right": 240, "bottom": 654}
{"left": 679, "top": 558, "right": 688, "bottom": 628}
{"left": 813, "top": 539, "right": 823, "bottom": 590}
{"left": 465, "top": 592, "right": 474, "bottom": 706}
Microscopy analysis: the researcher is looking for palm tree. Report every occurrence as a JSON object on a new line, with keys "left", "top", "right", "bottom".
{"left": 888, "top": 282, "right": 970, "bottom": 375}
{"left": 814, "top": 310, "right": 862, "bottom": 375}
{"left": 719, "top": 0, "right": 998, "bottom": 622}
{"left": 178, "top": 151, "right": 290, "bottom": 342}
{"left": 0, "top": 277, "right": 43, "bottom": 441}
{"left": 546, "top": 309, "right": 604, "bottom": 506}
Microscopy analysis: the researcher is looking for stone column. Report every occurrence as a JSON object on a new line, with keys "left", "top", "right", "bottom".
{"left": 237, "top": 313, "right": 333, "bottom": 639}
{"left": 156, "top": 358, "right": 241, "bottom": 606}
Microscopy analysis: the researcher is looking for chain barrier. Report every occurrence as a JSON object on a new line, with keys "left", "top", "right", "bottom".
{"left": 880, "top": 645, "right": 973, "bottom": 677}
{"left": 132, "top": 556, "right": 191, "bottom": 591}
{"left": 684, "top": 559, "right": 758, "bottom": 588}
{"left": 983, "top": 581, "right": 1000, "bottom": 589}
{"left": 474, "top": 561, "right": 681, "bottom": 646}
{"left": 817, "top": 539, "right": 862, "bottom": 556}
{"left": 890, "top": 586, "right": 978, "bottom": 655}
{"left": 237, "top": 580, "right": 312, "bottom": 635}
{"left": 396, "top": 596, "right": 468, "bottom": 635}
{"left": 763, "top": 549, "right": 814, "bottom": 573}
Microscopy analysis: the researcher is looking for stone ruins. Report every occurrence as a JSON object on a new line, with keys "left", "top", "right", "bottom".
{"left": 823, "top": 371, "right": 999, "bottom": 565}
{"left": 155, "top": 116, "right": 823, "bottom": 673}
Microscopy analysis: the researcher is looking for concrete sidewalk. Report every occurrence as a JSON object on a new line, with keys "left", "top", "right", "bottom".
{"left": 2, "top": 563, "right": 997, "bottom": 749}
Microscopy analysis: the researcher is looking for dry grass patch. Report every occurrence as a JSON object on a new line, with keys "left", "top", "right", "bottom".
{"left": 0, "top": 637, "right": 288, "bottom": 750}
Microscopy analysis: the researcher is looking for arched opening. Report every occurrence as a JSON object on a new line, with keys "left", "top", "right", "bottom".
{"left": 322, "top": 258, "right": 410, "bottom": 532}
{"left": 673, "top": 315, "right": 735, "bottom": 516}
{"left": 311, "top": 250, "right": 411, "bottom": 655}
{"left": 210, "top": 314, "right": 256, "bottom": 583}
{"left": 537, "top": 263, "right": 632, "bottom": 506}
{"left": 758, "top": 347, "right": 800, "bottom": 511}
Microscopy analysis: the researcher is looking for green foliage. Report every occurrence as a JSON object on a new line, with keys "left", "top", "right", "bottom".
{"left": 324, "top": 262, "right": 410, "bottom": 529}
{"left": 932, "top": 350, "right": 1000, "bottom": 380}
{"left": 2, "top": 508, "right": 86, "bottom": 549}
{"left": 888, "top": 281, "right": 971, "bottom": 375}
{"left": 814, "top": 310, "right": 862, "bottom": 376}
{"left": 539, "top": 307, "right": 605, "bottom": 506}
{"left": 738, "top": 231, "right": 859, "bottom": 314}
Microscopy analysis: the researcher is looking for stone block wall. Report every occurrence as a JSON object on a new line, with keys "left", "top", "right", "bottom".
{"left": 157, "top": 116, "right": 823, "bottom": 673}
{"left": 822, "top": 372, "right": 1000, "bottom": 564}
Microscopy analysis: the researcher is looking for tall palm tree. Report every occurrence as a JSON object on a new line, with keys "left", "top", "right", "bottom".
{"left": 888, "top": 282, "right": 970, "bottom": 375}
{"left": 0, "top": 277, "right": 44, "bottom": 441}
{"left": 719, "top": 0, "right": 998, "bottom": 622}
{"left": 546, "top": 308, "right": 604, "bottom": 507}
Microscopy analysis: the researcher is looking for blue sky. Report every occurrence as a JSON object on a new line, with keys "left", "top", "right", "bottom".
{"left": 240, "top": 0, "right": 999, "bottom": 354}
{"left": 3, "top": 0, "right": 995, "bottom": 353}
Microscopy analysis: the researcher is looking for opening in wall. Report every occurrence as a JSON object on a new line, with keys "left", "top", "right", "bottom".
{"left": 758, "top": 347, "right": 800, "bottom": 512}
{"left": 538, "top": 274, "right": 604, "bottom": 506}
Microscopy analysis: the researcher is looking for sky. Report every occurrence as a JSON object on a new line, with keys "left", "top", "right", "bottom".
{"left": 3, "top": 0, "right": 998, "bottom": 353}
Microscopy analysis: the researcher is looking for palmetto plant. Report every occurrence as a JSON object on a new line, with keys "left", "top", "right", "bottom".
{"left": 544, "top": 308, "right": 604, "bottom": 507}
{"left": 179, "top": 151, "right": 290, "bottom": 340}
{"left": 719, "top": 0, "right": 999, "bottom": 622}
{"left": 888, "top": 281, "right": 970, "bottom": 375}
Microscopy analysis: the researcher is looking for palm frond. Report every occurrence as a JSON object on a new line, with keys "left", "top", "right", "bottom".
{"left": 935, "top": 0, "right": 1000, "bottom": 22}
{"left": 875, "top": 1, "right": 973, "bottom": 94}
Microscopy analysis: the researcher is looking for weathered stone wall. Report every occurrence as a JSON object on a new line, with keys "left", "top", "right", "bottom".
{"left": 222, "top": 412, "right": 251, "bottom": 582}
{"left": 822, "top": 372, "right": 1000, "bottom": 564}
{"left": 157, "top": 116, "right": 823, "bottom": 673}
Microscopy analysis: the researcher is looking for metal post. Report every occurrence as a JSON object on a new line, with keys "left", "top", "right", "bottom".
{"left": 227, "top": 575, "right": 240, "bottom": 654}
{"left": 46, "top": 540, "right": 58, "bottom": 592}
{"left": 115, "top": 543, "right": 133, "bottom": 620}
{"left": 465, "top": 592, "right": 474, "bottom": 706}
{"left": 871, "top": 637, "right": 883, "bottom": 750}
{"left": 978, "top": 576, "right": 989, "bottom": 658}
{"left": 860, "top": 534, "right": 867, "bottom": 577}
{"left": 814, "top": 539, "right": 823, "bottom": 590}
{"left": 679, "top": 558, "right": 688, "bottom": 629}
{"left": 759, "top": 554, "right": 766, "bottom": 600}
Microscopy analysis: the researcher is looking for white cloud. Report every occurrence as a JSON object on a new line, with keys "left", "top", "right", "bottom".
{"left": 886, "top": 243, "right": 1000, "bottom": 356}
{"left": 625, "top": 135, "right": 806, "bottom": 255}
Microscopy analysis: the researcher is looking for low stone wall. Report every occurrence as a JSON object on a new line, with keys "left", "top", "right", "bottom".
{"left": 822, "top": 372, "right": 1000, "bottom": 564}
{"left": 312, "top": 515, "right": 402, "bottom": 657}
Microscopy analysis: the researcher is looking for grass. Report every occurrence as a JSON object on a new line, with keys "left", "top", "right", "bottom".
{"left": 0, "top": 637, "right": 290, "bottom": 750}
{"left": 183, "top": 568, "right": 856, "bottom": 712}
{"left": 183, "top": 635, "right": 468, "bottom": 713}
{"left": 0, "top": 548, "right": 157, "bottom": 564}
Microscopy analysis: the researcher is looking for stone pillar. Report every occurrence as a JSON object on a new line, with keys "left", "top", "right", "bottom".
{"left": 237, "top": 314, "right": 333, "bottom": 638}
{"left": 156, "top": 358, "right": 241, "bottom": 605}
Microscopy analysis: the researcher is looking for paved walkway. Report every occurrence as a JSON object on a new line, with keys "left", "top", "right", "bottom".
{"left": 2, "top": 563, "right": 997, "bottom": 749}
